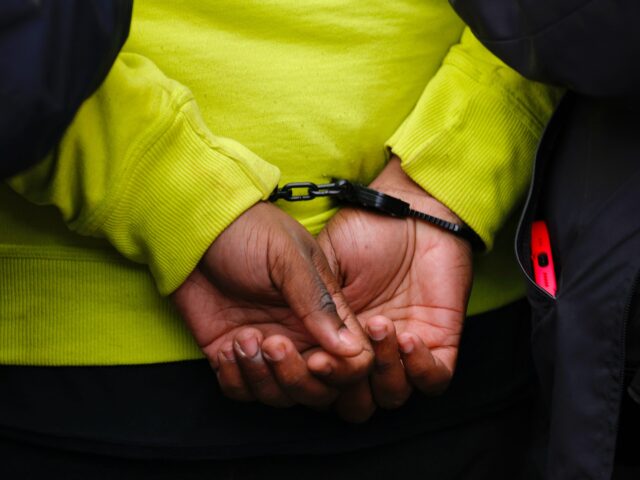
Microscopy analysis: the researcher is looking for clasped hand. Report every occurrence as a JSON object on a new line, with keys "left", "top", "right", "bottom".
{"left": 172, "top": 157, "right": 473, "bottom": 421}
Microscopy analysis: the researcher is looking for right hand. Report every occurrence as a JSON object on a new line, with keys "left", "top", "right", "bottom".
{"left": 171, "top": 201, "right": 373, "bottom": 407}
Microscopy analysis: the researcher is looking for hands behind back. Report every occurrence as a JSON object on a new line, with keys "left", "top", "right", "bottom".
{"left": 172, "top": 201, "right": 373, "bottom": 408}
{"left": 173, "top": 157, "right": 473, "bottom": 420}
{"left": 317, "top": 157, "right": 473, "bottom": 420}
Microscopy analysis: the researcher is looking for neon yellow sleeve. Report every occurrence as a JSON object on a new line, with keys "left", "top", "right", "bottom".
{"left": 387, "top": 28, "right": 563, "bottom": 250}
{"left": 8, "top": 53, "right": 280, "bottom": 294}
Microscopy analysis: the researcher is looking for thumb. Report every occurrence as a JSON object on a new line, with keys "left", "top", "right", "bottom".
{"left": 272, "top": 231, "right": 366, "bottom": 358}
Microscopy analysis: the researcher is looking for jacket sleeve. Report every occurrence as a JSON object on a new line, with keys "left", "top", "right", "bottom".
{"left": 387, "top": 28, "right": 562, "bottom": 250}
{"left": 450, "top": 0, "right": 640, "bottom": 99}
{"left": 7, "top": 53, "right": 281, "bottom": 295}
{"left": 0, "top": 0, "right": 132, "bottom": 179}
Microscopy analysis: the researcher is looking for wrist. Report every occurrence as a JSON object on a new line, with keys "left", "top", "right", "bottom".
{"left": 371, "top": 156, "right": 464, "bottom": 226}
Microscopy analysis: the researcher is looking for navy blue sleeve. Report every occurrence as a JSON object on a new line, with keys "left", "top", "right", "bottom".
{"left": 450, "top": 0, "right": 640, "bottom": 100}
{"left": 0, "top": 0, "right": 132, "bottom": 179}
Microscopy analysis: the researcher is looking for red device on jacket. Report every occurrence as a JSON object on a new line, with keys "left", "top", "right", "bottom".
{"left": 531, "top": 220, "right": 557, "bottom": 296}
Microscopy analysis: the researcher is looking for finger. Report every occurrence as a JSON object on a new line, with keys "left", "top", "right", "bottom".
{"left": 305, "top": 346, "right": 373, "bottom": 386}
{"left": 398, "top": 332, "right": 454, "bottom": 396}
{"left": 216, "top": 342, "right": 255, "bottom": 403}
{"left": 334, "top": 379, "right": 376, "bottom": 423}
{"left": 366, "top": 316, "right": 412, "bottom": 409}
{"left": 262, "top": 336, "right": 339, "bottom": 409}
{"left": 233, "top": 328, "right": 295, "bottom": 408}
{"left": 277, "top": 236, "right": 367, "bottom": 358}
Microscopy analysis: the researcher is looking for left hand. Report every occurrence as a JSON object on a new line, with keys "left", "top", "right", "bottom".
{"left": 172, "top": 202, "right": 373, "bottom": 409}
{"left": 313, "top": 156, "right": 473, "bottom": 419}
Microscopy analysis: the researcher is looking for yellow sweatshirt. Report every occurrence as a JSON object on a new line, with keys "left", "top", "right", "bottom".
{"left": 0, "top": 0, "right": 560, "bottom": 365}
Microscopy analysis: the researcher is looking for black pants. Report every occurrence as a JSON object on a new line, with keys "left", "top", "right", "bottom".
{"left": 0, "top": 401, "right": 533, "bottom": 480}
{"left": 0, "top": 301, "right": 535, "bottom": 479}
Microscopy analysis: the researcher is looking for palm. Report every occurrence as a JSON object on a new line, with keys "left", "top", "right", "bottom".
{"left": 178, "top": 160, "right": 473, "bottom": 414}
{"left": 320, "top": 192, "right": 472, "bottom": 370}
{"left": 174, "top": 267, "right": 317, "bottom": 362}
{"left": 172, "top": 201, "right": 363, "bottom": 366}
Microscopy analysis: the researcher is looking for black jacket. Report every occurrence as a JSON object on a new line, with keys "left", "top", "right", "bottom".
{"left": 451, "top": 1, "right": 640, "bottom": 478}
{"left": 451, "top": 0, "right": 640, "bottom": 100}
{"left": 0, "top": 0, "right": 132, "bottom": 179}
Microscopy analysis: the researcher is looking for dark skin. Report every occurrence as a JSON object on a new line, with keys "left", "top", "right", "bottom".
{"left": 200, "top": 157, "right": 474, "bottom": 420}
{"left": 171, "top": 201, "right": 374, "bottom": 408}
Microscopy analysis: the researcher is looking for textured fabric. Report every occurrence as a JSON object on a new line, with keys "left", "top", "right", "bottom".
{"left": 387, "top": 29, "right": 560, "bottom": 250}
{"left": 8, "top": 54, "right": 281, "bottom": 296}
{"left": 1, "top": 0, "right": 558, "bottom": 365}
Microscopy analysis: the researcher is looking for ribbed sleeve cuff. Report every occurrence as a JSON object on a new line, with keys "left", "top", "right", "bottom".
{"left": 387, "top": 29, "right": 560, "bottom": 250}
{"left": 76, "top": 100, "right": 280, "bottom": 295}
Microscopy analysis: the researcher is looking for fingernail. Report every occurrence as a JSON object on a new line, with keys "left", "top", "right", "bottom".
{"left": 367, "top": 323, "right": 387, "bottom": 342}
{"left": 222, "top": 348, "right": 236, "bottom": 363}
{"left": 338, "top": 327, "right": 360, "bottom": 349}
{"left": 235, "top": 336, "right": 259, "bottom": 358}
{"left": 398, "top": 335, "right": 414, "bottom": 354}
{"left": 263, "top": 343, "right": 286, "bottom": 362}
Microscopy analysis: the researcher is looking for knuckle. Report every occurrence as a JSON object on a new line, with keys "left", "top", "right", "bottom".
{"left": 319, "top": 293, "right": 337, "bottom": 313}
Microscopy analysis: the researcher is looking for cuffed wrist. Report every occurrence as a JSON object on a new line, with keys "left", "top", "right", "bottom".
{"left": 387, "top": 30, "right": 559, "bottom": 250}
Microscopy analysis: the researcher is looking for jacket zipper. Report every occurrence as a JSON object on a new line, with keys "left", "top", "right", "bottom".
{"left": 514, "top": 96, "right": 569, "bottom": 301}
{"left": 612, "top": 271, "right": 640, "bottom": 454}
